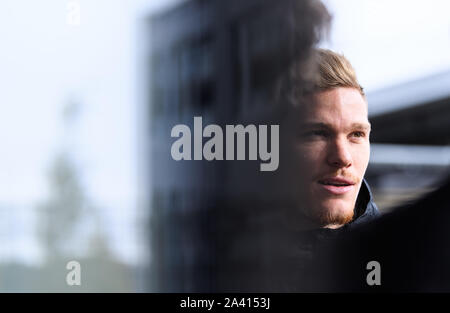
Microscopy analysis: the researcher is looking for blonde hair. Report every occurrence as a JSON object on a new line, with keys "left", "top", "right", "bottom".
{"left": 314, "top": 49, "right": 364, "bottom": 96}
{"left": 274, "top": 48, "right": 365, "bottom": 110}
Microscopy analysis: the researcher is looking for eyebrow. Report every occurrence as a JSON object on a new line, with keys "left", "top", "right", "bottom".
{"left": 351, "top": 122, "right": 371, "bottom": 132}
{"left": 299, "top": 122, "right": 371, "bottom": 132}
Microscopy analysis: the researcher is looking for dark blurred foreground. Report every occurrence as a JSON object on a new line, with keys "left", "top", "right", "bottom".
{"left": 148, "top": 0, "right": 331, "bottom": 292}
{"left": 323, "top": 172, "right": 450, "bottom": 292}
{"left": 148, "top": 0, "right": 450, "bottom": 292}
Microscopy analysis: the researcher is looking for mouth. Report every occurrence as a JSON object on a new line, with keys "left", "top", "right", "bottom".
{"left": 317, "top": 177, "right": 356, "bottom": 195}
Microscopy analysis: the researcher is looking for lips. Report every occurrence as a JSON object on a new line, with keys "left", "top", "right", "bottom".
{"left": 317, "top": 177, "right": 356, "bottom": 195}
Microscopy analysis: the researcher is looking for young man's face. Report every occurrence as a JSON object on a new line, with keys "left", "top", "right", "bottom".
{"left": 294, "top": 87, "right": 371, "bottom": 228}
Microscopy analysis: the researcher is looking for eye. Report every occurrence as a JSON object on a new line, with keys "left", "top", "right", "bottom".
{"left": 350, "top": 131, "right": 366, "bottom": 138}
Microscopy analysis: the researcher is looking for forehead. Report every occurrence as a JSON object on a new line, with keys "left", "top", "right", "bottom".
{"left": 300, "top": 87, "right": 368, "bottom": 125}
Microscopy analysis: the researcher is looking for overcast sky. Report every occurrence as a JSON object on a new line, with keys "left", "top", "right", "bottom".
{"left": 321, "top": 0, "right": 450, "bottom": 91}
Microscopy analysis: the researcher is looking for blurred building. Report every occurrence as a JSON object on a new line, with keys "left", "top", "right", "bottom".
{"left": 367, "top": 70, "right": 450, "bottom": 210}
{"left": 145, "top": 0, "right": 327, "bottom": 291}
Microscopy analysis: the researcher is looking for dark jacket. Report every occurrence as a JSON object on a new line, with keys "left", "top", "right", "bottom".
{"left": 327, "top": 174, "right": 450, "bottom": 292}
{"left": 345, "top": 178, "right": 381, "bottom": 229}
{"left": 212, "top": 178, "right": 381, "bottom": 292}
{"left": 269, "top": 178, "right": 381, "bottom": 291}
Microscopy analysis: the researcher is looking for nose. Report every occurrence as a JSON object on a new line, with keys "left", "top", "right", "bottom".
{"left": 327, "top": 136, "right": 352, "bottom": 168}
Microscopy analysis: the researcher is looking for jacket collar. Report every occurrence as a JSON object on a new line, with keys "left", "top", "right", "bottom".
{"left": 344, "top": 178, "right": 380, "bottom": 229}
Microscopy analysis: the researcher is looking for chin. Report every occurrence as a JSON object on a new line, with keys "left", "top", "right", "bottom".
{"left": 313, "top": 200, "right": 355, "bottom": 227}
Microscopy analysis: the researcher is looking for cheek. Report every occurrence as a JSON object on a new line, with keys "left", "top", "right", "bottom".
{"left": 352, "top": 144, "right": 370, "bottom": 174}
{"left": 296, "top": 143, "right": 327, "bottom": 173}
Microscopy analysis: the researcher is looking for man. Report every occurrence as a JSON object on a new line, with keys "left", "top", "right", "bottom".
{"left": 278, "top": 48, "right": 380, "bottom": 232}
{"left": 286, "top": 49, "right": 450, "bottom": 292}
{"left": 250, "top": 48, "right": 381, "bottom": 291}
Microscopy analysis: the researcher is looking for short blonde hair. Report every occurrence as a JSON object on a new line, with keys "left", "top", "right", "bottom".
{"left": 314, "top": 49, "right": 364, "bottom": 96}
{"left": 274, "top": 48, "right": 364, "bottom": 110}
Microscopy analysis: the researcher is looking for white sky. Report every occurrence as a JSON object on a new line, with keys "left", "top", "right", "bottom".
{"left": 320, "top": 0, "right": 450, "bottom": 92}
{"left": 0, "top": 0, "right": 449, "bottom": 265}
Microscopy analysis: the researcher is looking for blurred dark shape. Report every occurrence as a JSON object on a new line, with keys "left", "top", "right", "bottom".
{"left": 371, "top": 97, "right": 450, "bottom": 145}
{"left": 365, "top": 71, "right": 450, "bottom": 211}
{"left": 368, "top": 71, "right": 450, "bottom": 146}
{"left": 317, "top": 172, "right": 450, "bottom": 292}
{"left": 37, "top": 153, "right": 85, "bottom": 260}
{"left": 37, "top": 100, "right": 112, "bottom": 262}
{"left": 147, "top": 0, "right": 331, "bottom": 292}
